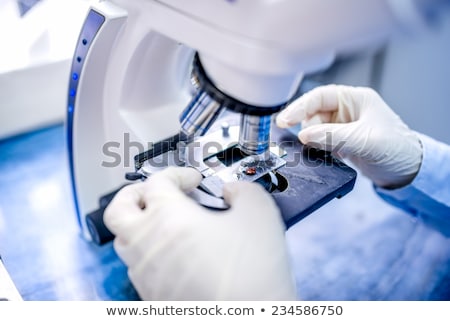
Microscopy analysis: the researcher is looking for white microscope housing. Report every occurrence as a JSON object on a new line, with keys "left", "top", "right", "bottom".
{"left": 67, "top": 0, "right": 424, "bottom": 243}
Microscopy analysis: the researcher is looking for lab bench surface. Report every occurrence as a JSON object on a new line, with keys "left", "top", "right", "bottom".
{"left": 0, "top": 124, "right": 449, "bottom": 300}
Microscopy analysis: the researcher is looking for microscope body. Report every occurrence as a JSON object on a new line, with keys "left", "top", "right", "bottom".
{"left": 67, "top": 0, "right": 423, "bottom": 243}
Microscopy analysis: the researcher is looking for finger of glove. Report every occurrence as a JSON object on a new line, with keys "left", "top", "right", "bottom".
{"left": 298, "top": 122, "right": 360, "bottom": 158}
{"left": 103, "top": 182, "right": 147, "bottom": 238}
{"left": 139, "top": 166, "right": 207, "bottom": 236}
{"left": 149, "top": 166, "right": 202, "bottom": 193}
{"left": 301, "top": 112, "right": 333, "bottom": 128}
{"left": 276, "top": 84, "right": 339, "bottom": 128}
{"left": 222, "top": 182, "right": 282, "bottom": 229}
{"left": 221, "top": 182, "right": 295, "bottom": 300}
{"left": 104, "top": 167, "right": 202, "bottom": 239}
{"left": 142, "top": 166, "right": 202, "bottom": 203}
{"left": 110, "top": 168, "right": 205, "bottom": 267}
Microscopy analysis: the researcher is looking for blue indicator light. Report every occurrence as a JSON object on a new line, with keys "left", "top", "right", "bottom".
{"left": 72, "top": 73, "right": 79, "bottom": 81}
{"left": 82, "top": 39, "right": 88, "bottom": 45}
{"left": 77, "top": 56, "right": 82, "bottom": 63}
{"left": 70, "top": 89, "right": 76, "bottom": 97}
{"left": 68, "top": 105, "right": 74, "bottom": 113}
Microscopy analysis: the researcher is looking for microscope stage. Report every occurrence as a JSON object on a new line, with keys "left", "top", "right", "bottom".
{"left": 137, "top": 116, "right": 357, "bottom": 229}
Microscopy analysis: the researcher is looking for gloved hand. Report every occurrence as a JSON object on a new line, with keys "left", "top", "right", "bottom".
{"left": 104, "top": 167, "right": 296, "bottom": 300}
{"left": 276, "top": 85, "right": 422, "bottom": 189}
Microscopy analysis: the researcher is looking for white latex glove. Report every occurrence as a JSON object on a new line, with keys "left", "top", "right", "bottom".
{"left": 104, "top": 167, "right": 296, "bottom": 301}
{"left": 277, "top": 85, "right": 422, "bottom": 189}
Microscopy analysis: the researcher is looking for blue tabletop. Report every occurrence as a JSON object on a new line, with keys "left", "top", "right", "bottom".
{"left": 0, "top": 124, "right": 449, "bottom": 300}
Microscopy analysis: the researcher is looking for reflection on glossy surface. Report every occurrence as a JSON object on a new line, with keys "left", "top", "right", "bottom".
{"left": 0, "top": 124, "right": 449, "bottom": 300}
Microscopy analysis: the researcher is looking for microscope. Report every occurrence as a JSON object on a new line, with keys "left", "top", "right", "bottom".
{"left": 67, "top": 0, "right": 424, "bottom": 244}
